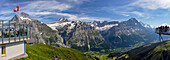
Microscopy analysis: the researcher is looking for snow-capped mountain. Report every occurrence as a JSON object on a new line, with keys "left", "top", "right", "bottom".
{"left": 48, "top": 17, "right": 154, "bottom": 35}
{"left": 89, "top": 18, "right": 154, "bottom": 33}
{"left": 6, "top": 12, "right": 160, "bottom": 52}
{"left": 47, "top": 17, "right": 158, "bottom": 51}
{"left": 57, "top": 17, "right": 69, "bottom": 23}
{"left": 10, "top": 12, "right": 64, "bottom": 46}
{"left": 10, "top": 12, "right": 32, "bottom": 23}
{"left": 47, "top": 17, "right": 74, "bottom": 31}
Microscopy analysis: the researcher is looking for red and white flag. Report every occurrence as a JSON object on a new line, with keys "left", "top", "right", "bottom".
{"left": 14, "top": 6, "right": 19, "bottom": 12}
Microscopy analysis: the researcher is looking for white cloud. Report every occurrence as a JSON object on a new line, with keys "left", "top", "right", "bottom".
{"left": 31, "top": 12, "right": 110, "bottom": 21}
{"left": 130, "top": 0, "right": 170, "bottom": 10}
{"left": 19, "top": 0, "right": 107, "bottom": 22}
{"left": 21, "top": 1, "right": 72, "bottom": 12}
{"left": 66, "top": 0, "right": 90, "bottom": 4}
{"left": 130, "top": 11, "right": 144, "bottom": 17}
{"left": 0, "top": 0, "right": 113, "bottom": 23}
{"left": 0, "top": 16, "right": 13, "bottom": 20}
{"left": 0, "top": 11, "right": 13, "bottom": 15}
{"left": 122, "top": 11, "right": 144, "bottom": 17}
{"left": 121, "top": 14, "right": 130, "bottom": 16}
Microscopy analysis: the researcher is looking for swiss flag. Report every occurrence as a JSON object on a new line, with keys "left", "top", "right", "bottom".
{"left": 14, "top": 6, "right": 19, "bottom": 12}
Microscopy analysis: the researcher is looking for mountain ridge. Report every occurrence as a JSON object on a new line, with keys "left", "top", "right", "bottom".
{"left": 9, "top": 12, "right": 160, "bottom": 53}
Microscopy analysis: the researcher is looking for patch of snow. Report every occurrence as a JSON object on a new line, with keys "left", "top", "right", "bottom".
{"left": 100, "top": 21, "right": 104, "bottom": 23}
{"left": 20, "top": 17, "right": 31, "bottom": 21}
{"left": 90, "top": 24, "right": 94, "bottom": 27}
{"left": 59, "top": 18, "right": 65, "bottom": 21}
{"left": 68, "top": 23, "right": 75, "bottom": 29}
{"left": 140, "top": 21, "right": 154, "bottom": 28}
{"left": 47, "top": 22, "right": 72, "bottom": 30}
{"left": 96, "top": 24, "right": 118, "bottom": 31}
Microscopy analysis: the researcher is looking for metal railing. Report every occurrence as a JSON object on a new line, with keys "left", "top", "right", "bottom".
{"left": 155, "top": 29, "right": 170, "bottom": 35}
{"left": 0, "top": 20, "right": 31, "bottom": 44}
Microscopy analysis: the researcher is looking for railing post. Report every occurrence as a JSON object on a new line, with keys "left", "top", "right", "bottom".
{"left": 29, "top": 25, "right": 31, "bottom": 38}
{"left": 23, "top": 24, "right": 24, "bottom": 41}
{"left": 9, "top": 21, "right": 10, "bottom": 43}
{"left": 26, "top": 24, "right": 28, "bottom": 40}
{"left": 1, "top": 21, "right": 3, "bottom": 44}
{"left": 19, "top": 23, "right": 21, "bottom": 41}
{"left": 14, "top": 23, "right": 16, "bottom": 42}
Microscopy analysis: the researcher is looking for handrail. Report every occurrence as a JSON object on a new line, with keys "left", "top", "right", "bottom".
{"left": 0, "top": 20, "right": 31, "bottom": 44}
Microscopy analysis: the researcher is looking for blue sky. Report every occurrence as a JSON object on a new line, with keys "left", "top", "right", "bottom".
{"left": 0, "top": 0, "right": 170, "bottom": 26}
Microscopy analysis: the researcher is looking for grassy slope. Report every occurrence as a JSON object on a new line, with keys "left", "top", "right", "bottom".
{"left": 107, "top": 40, "right": 170, "bottom": 60}
{"left": 18, "top": 43, "right": 97, "bottom": 60}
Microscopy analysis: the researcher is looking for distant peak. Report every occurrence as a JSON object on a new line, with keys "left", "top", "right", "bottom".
{"left": 129, "top": 18, "right": 136, "bottom": 20}
{"left": 58, "top": 17, "right": 69, "bottom": 22}
{"left": 128, "top": 18, "right": 139, "bottom": 22}
{"left": 19, "top": 12, "right": 28, "bottom": 15}
{"left": 18, "top": 12, "right": 30, "bottom": 18}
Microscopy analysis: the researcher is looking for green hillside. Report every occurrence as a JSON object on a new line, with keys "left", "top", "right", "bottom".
{"left": 107, "top": 40, "right": 170, "bottom": 60}
{"left": 18, "top": 43, "right": 97, "bottom": 60}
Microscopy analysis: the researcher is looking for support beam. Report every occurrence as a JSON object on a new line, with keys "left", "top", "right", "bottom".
{"left": 19, "top": 23, "right": 21, "bottom": 41}
{"left": 9, "top": 21, "right": 10, "bottom": 43}
{"left": 159, "top": 34, "right": 163, "bottom": 60}
{"left": 23, "top": 24, "right": 24, "bottom": 40}
{"left": 14, "top": 23, "right": 16, "bottom": 42}
{"left": 2, "top": 21, "right": 4, "bottom": 44}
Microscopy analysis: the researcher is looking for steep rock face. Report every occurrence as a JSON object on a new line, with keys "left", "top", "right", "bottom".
{"left": 10, "top": 14, "right": 23, "bottom": 23}
{"left": 10, "top": 12, "right": 64, "bottom": 46}
{"left": 10, "top": 12, "right": 31, "bottom": 24}
{"left": 30, "top": 20, "right": 63, "bottom": 44}
{"left": 48, "top": 17, "right": 158, "bottom": 52}
{"left": 57, "top": 17, "right": 69, "bottom": 23}
{"left": 99, "top": 18, "right": 157, "bottom": 48}
{"left": 57, "top": 21, "right": 108, "bottom": 51}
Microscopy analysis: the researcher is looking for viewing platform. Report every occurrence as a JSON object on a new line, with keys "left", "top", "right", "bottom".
{"left": 155, "top": 26, "right": 170, "bottom": 35}
{"left": 0, "top": 20, "right": 32, "bottom": 60}
{"left": 0, "top": 20, "right": 31, "bottom": 44}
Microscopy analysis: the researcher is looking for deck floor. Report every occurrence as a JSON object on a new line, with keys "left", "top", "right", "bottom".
{"left": 156, "top": 32, "right": 170, "bottom": 35}
{"left": 0, "top": 36, "right": 30, "bottom": 44}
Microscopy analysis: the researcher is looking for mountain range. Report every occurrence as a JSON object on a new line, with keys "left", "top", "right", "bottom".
{"left": 10, "top": 12, "right": 167, "bottom": 53}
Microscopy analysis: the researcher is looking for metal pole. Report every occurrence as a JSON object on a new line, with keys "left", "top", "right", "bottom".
{"left": 19, "top": 23, "right": 21, "bottom": 41}
{"left": 159, "top": 34, "right": 163, "bottom": 60}
{"left": 30, "top": 25, "right": 31, "bottom": 38}
{"left": 160, "top": 35, "right": 170, "bottom": 60}
{"left": 26, "top": 25, "right": 28, "bottom": 40}
{"left": 14, "top": 23, "right": 16, "bottom": 42}
{"left": 23, "top": 24, "right": 24, "bottom": 41}
{"left": 1, "top": 21, "right": 3, "bottom": 44}
{"left": 9, "top": 21, "right": 10, "bottom": 43}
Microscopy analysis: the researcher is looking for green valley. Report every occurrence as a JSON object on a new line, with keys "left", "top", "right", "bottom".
{"left": 107, "top": 40, "right": 170, "bottom": 60}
